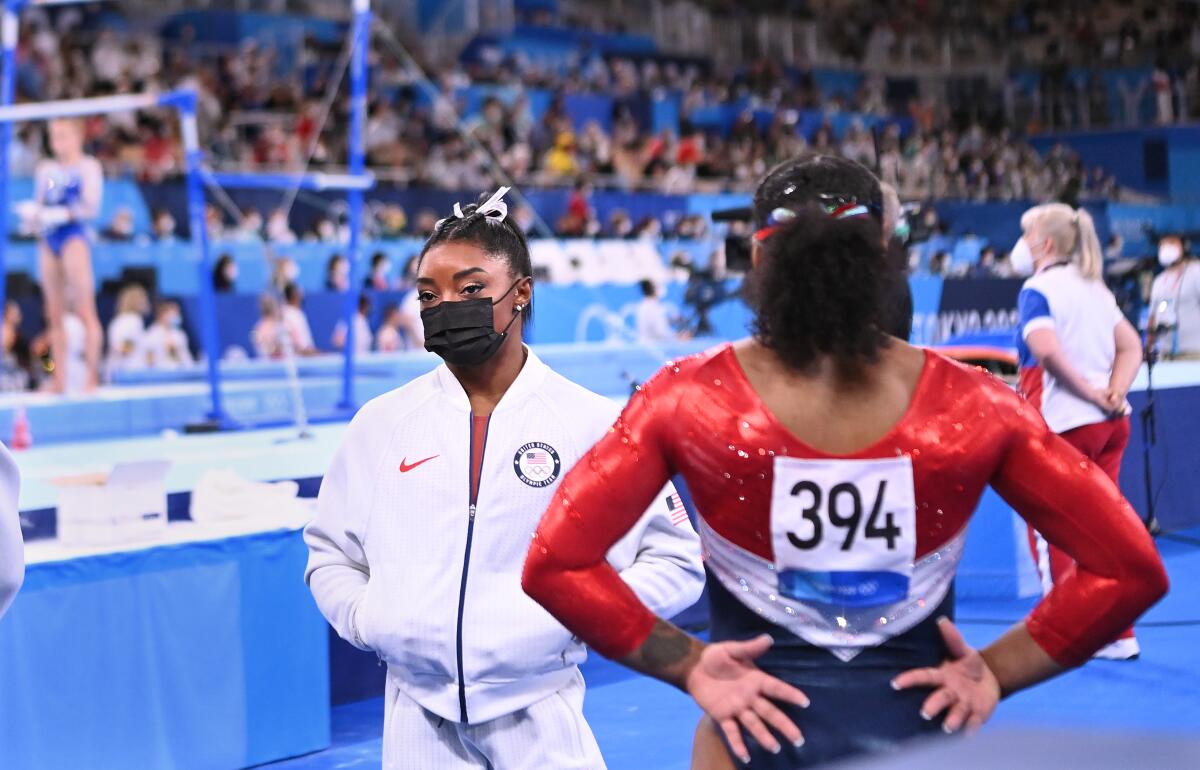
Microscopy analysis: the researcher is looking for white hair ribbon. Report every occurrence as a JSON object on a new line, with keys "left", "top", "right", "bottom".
{"left": 451, "top": 186, "right": 510, "bottom": 223}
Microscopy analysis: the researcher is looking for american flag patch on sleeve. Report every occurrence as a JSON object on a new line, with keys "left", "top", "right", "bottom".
{"left": 665, "top": 491, "right": 689, "bottom": 526}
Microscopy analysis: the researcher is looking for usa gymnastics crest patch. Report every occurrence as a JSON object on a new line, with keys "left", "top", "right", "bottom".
{"left": 514, "top": 442, "right": 562, "bottom": 488}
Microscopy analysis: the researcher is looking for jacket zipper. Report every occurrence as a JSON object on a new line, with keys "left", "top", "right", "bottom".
{"left": 455, "top": 413, "right": 490, "bottom": 724}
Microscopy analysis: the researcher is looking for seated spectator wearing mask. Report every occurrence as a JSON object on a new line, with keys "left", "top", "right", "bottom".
{"left": 152, "top": 209, "right": 177, "bottom": 241}
{"left": 252, "top": 295, "right": 287, "bottom": 359}
{"left": 107, "top": 283, "right": 150, "bottom": 374}
{"left": 364, "top": 251, "right": 393, "bottom": 290}
{"left": 101, "top": 207, "right": 136, "bottom": 242}
{"left": 282, "top": 283, "right": 318, "bottom": 356}
{"left": 332, "top": 294, "right": 373, "bottom": 353}
{"left": 326, "top": 253, "right": 350, "bottom": 292}
{"left": 1149, "top": 234, "right": 1200, "bottom": 360}
{"left": 375, "top": 303, "right": 404, "bottom": 353}
{"left": 139, "top": 301, "right": 194, "bottom": 369}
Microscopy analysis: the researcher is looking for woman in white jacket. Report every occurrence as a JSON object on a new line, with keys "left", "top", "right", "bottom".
{"left": 304, "top": 188, "right": 705, "bottom": 770}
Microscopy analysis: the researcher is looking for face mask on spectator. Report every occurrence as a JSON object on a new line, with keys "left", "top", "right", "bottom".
{"left": 283, "top": 262, "right": 299, "bottom": 282}
{"left": 1159, "top": 242, "right": 1183, "bottom": 268}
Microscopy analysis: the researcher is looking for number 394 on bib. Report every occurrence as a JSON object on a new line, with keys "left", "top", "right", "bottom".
{"left": 769, "top": 456, "right": 917, "bottom": 608}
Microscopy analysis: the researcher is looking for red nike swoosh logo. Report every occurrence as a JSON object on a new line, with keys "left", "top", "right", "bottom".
{"left": 399, "top": 455, "right": 439, "bottom": 473}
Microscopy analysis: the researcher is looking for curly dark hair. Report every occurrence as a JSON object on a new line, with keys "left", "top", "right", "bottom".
{"left": 753, "top": 154, "right": 883, "bottom": 229}
{"left": 744, "top": 205, "right": 891, "bottom": 376}
{"left": 418, "top": 191, "right": 534, "bottom": 324}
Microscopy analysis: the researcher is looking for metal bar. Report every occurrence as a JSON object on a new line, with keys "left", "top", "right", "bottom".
{"left": 0, "top": 92, "right": 164, "bottom": 123}
{"left": 206, "top": 170, "right": 375, "bottom": 191}
{"left": 0, "top": 5, "right": 17, "bottom": 320}
{"left": 339, "top": 0, "right": 371, "bottom": 411}
{"left": 10, "top": 0, "right": 101, "bottom": 8}
{"left": 179, "top": 96, "right": 227, "bottom": 425}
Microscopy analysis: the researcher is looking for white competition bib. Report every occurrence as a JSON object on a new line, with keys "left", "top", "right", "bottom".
{"left": 770, "top": 456, "right": 917, "bottom": 608}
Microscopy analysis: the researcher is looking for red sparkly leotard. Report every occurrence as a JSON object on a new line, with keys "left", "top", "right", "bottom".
{"left": 523, "top": 344, "right": 1167, "bottom": 669}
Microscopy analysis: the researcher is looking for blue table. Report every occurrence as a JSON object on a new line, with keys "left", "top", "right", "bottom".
{"left": 0, "top": 521, "right": 330, "bottom": 770}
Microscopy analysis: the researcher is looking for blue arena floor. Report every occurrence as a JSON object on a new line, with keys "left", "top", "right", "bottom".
{"left": 266, "top": 530, "right": 1200, "bottom": 770}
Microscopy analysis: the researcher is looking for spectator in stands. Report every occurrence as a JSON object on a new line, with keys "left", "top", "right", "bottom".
{"left": 929, "top": 250, "right": 950, "bottom": 277}
{"left": 282, "top": 282, "right": 318, "bottom": 356}
{"left": 1, "top": 301, "right": 31, "bottom": 392}
{"left": 385, "top": 279, "right": 426, "bottom": 351}
{"left": 205, "top": 204, "right": 226, "bottom": 241}
{"left": 331, "top": 294, "right": 373, "bottom": 354}
{"left": 377, "top": 204, "right": 408, "bottom": 238}
{"left": 310, "top": 216, "right": 339, "bottom": 243}
{"left": 326, "top": 253, "right": 350, "bottom": 292}
{"left": 363, "top": 251, "right": 391, "bottom": 290}
{"left": 375, "top": 303, "right": 404, "bottom": 353}
{"left": 413, "top": 208, "right": 440, "bottom": 236}
{"left": 1149, "top": 234, "right": 1200, "bottom": 359}
{"left": 106, "top": 283, "right": 150, "bottom": 374}
{"left": 213, "top": 253, "right": 237, "bottom": 293}
{"left": 1105, "top": 234, "right": 1126, "bottom": 261}
{"left": 152, "top": 208, "right": 177, "bottom": 241}
{"left": 542, "top": 130, "right": 579, "bottom": 179}
{"left": 608, "top": 209, "right": 634, "bottom": 238}
{"left": 100, "top": 206, "right": 136, "bottom": 242}
{"left": 970, "top": 246, "right": 999, "bottom": 279}
{"left": 10, "top": 125, "right": 41, "bottom": 178}
{"left": 634, "top": 279, "right": 680, "bottom": 344}
{"left": 567, "top": 180, "right": 594, "bottom": 223}
{"left": 511, "top": 203, "right": 537, "bottom": 235}
{"left": 252, "top": 295, "right": 286, "bottom": 359}
{"left": 139, "top": 301, "right": 194, "bottom": 370}
{"left": 271, "top": 257, "right": 300, "bottom": 294}
{"left": 634, "top": 216, "right": 663, "bottom": 240}
{"left": 265, "top": 208, "right": 297, "bottom": 244}
{"left": 231, "top": 209, "right": 264, "bottom": 242}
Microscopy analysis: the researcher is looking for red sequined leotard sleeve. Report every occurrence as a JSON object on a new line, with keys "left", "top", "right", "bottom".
{"left": 522, "top": 344, "right": 1168, "bottom": 666}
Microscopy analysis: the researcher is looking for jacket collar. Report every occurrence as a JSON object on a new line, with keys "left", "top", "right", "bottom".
{"left": 434, "top": 345, "right": 549, "bottom": 414}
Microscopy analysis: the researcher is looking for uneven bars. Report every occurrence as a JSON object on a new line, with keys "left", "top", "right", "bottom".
{"left": 206, "top": 170, "right": 375, "bottom": 192}
{"left": 6, "top": 1, "right": 104, "bottom": 8}
{"left": 0, "top": 86, "right": 230, "bottom": 423}
{"left": 0, "top": 92, "right": 170, "bottom": 123}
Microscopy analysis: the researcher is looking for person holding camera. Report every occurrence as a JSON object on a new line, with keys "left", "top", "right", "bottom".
{"left": 1149, "top": 234, "right": 1200, "bottom": 359}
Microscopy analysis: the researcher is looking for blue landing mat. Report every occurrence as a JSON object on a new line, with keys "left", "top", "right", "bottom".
{"left": 266, "top": 530, "right": 1200, "bottom": 769}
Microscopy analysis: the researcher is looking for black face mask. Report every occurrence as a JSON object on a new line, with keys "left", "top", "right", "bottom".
{"left": 421, "top": 281, "right": 522, "bottom": 366}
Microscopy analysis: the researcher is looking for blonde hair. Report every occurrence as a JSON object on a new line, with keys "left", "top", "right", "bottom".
{"left": 116, "top": 284, "right": 150, "bottom": 316}
{"left": 1020, "top": 203, "right": 1104, "bottom": 280}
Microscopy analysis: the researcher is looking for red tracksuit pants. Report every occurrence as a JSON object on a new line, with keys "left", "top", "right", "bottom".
{"left": 1026, "top": 416, "right": 1136, "bottom": 642}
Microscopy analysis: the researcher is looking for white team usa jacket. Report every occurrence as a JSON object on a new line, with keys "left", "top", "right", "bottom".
{"left": 304, "top": 348, "right": 705, "bottom": 724}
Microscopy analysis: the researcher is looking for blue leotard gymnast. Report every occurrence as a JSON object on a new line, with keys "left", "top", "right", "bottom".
{"left": 34, "top": 158, "right": 102, "bottom": 257}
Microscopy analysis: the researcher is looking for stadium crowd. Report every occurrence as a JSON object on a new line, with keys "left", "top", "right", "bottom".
{"left": 6, "top": 0, "right": 1190, "bottom": 221}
